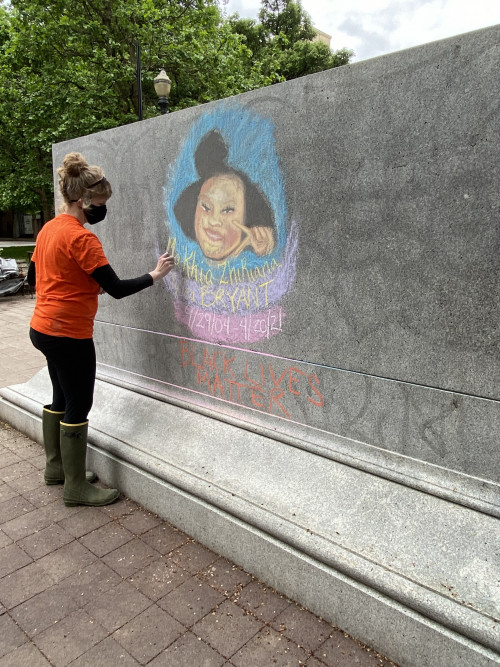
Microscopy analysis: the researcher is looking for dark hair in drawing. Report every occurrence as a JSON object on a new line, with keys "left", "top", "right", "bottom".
{"left": 173, "top": 130, "right": 275, "bottom": 240}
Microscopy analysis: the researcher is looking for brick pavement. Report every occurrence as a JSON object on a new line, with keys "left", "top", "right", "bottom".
{"left": 0, "top": 294, "right": 396, "bottom": 666}
{"left": 0, "top": 294, "right": 46, "bottom": 387}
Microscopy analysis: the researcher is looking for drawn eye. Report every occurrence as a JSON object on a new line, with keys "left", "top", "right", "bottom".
{"left": 222, "top": 206, "right": 235, "bottom": 214}
{"left": 200, "top": 201, "right": 211, "bottom": 213}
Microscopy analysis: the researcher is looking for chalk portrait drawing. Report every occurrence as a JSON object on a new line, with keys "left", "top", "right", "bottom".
{"left": 163, "top": 103, "right": 297, "bottom": 344}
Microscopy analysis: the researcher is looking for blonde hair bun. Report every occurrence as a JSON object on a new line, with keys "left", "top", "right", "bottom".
{"left": 59, "top": 152, "right": 88, "bottom": 178}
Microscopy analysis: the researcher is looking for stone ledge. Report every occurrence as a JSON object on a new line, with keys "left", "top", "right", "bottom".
{"left": 1, "top": 369, "right": 499, "bottom": 666}
{"left": 95, "top": 362, "right": 500, "bottom": 520}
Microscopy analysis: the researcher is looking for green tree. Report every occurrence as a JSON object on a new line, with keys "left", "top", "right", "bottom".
{"left": 259, "top": 0, "right": 316, "bottom": 42}
{"left": 0, "top": 0, "right": 352, "bottom": 218}
{"left": 229, "top": 0, "right": 352, "bottom": 81}
{"left": 0, "top": 0, "right": 272, "bottom": 218}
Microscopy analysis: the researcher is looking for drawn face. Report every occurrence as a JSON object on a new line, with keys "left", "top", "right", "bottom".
{"left": 194, "top": 174, "right": 245, "bottom": 261}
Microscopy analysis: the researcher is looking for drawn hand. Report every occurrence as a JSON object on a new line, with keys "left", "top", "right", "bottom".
{"left": 230, "top": 222, "right": 275, "bottom": 257}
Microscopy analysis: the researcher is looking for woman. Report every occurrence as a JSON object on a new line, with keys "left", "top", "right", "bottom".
{"left": 28, "top": 152, "right": 174, "bottom": 507}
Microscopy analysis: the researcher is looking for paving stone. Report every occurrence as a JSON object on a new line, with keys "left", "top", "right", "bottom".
{"left": 45, "top": 502, "right": 93, "bottom": 523}
{"left": 1, "top": 501, "right": 79, "bottom": 541}
{"left": 231, "top": 626, "right": 309, "bottom": 666}
{"left": 6, "top": 469, "right": 44, "bottom": 492}
{"left": 158, "top": 577, "right": 225, "bottom": 626}
{"left": 57, "top": 506, "right": 112, "bottom": 538}
{"left": 10, "top": 585, "right": 80, "bottom": 637}
{"left": 197, "top": 557, "right": 253, "bottom": 599}
{"left": 29, "top": 453, "right": 46, "bottom": 470}
{"left": 0, "top": 561, "right": 56, "bottom": 609}
{"left": 314, "top": 631, "right": 394, "bottom": 666}
{"left": 113, "top": 603, "right": 185, "bottom": 664}
{"left": 234, "top": 580, "right": 292, "bottom": 622}
{"left": 0, "top": 483, "right": 19, "bottom": 503}
{"left": 0, "top": 460, "right": 37, "bottom": 483}
{"left": 148, "top": 630, "right": 225, "bottom": 666}
{"left": 0, "top": 640, "right": 51, "bottom": 666}
{"left": 33, "top": 608, "right": 108, "bottom": 666}
{"left": 0, "top": 494, "right": 36, "bottom": 524}
{"left": 8, "top": 440, "right": 42, "bottom": 461}
{"left": 1, "top": 507, "right": 53, "bottom": 541}
{"left": 69, "top": 637, "right": 140, "bottom": 666}
{"left": 1, "top": 434, "right": 38, "bottom": 459}
{"left": 0, "top": 452, "right": 22, "bottom": 469}
{"left": 98, "top": 497, "right": 140, "bottom": 519}
{"left": 56, "top": 561, "right": 122, "bottom": 608}
{"left": 140, "top": 523, "right": 189, "bottom": 555}
{"left": 0, "top": 542, "right": 32, "bottom": 578}
{"left": 118, "top": 508, "right": 162, "bottom": 535}
{"left": 171, "top": 540, "right": 219, "bottom": 574}
{"left": 127, "top": 558, "right": 189, "bottom": 601}
{"left": 0, "top": 613, "right": 28, "bottom": 658}
{"left": 18, "top": 523, "right": 75, "bottom": 559}
{"left": 305, "top": 657, "right": 329, "bottom": 667}
{"left": 0, "top": 529, "right": 12, "bottom": 549}
{"left": 271, "top": 604, "right": 332, "bottom": 652}
{"left": 84, "top": 580, "right": 151, "bottom": 633}
{"left": 193, "top": 599, "right": 264, "bottom": 659}
{"left": 21, "top": 484, "right": 63, "bottom": 507}
{"left": 79, "top": 521, "right": 134, "bottom": 557}
{"left": 102, "top": 536, "right": 161, "bottom": 578}
{"left": 37, "top": 540, "right": 97, "bottom": 583}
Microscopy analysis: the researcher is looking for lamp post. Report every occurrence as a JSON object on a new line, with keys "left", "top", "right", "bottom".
{"left": 136, "top": 41, "right": 143, "bottom": 121}
{"left": 154, "top": 69, "right": 172, "bottom": 115}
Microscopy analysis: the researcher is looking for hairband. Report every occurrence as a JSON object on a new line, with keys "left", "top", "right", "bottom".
{"left": 67, "top": 175, "right": 106, "bottom": 201}
{"left": 86, "top": 176, "right": 106, "bottom": 188}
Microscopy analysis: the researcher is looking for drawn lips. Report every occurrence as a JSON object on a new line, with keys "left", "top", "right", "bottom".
{"left": 204, "top": 229, "right": 224, "bottom": 242}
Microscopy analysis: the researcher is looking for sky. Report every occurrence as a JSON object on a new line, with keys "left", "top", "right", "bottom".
{"left": 220, "top": 0, "right": 500, "bottom": 62}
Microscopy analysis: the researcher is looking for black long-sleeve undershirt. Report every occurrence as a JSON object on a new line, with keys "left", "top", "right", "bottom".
{"left": 27, "top": 261, "right": 153, "bottom": 299}
{"left": 91, "top": 264, "right": 153, "bottom": 298}
{"left": 27, "top": 260, "right": 36, "bottom": 287}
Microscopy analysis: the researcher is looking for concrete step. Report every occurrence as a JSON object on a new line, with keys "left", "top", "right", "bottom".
{"left": 1, "top": 369, "right": 499, "bottom": 667}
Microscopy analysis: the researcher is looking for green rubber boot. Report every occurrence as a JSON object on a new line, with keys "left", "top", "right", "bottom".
{"left": 60, "top": 421, "right": 119, "bottom": 507}
{"left": 42, "top": 407, "right": 97, "bottom": 485}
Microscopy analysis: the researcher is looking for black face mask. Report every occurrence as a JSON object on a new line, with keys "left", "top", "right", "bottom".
{"left": 84, "top": 204, "right": 107, "bottom": 225}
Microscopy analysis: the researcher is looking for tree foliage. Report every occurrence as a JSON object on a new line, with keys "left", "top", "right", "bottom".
{"left": 229, "top": 0, "right": 352, "bottom": 81}
{"left": 259, "top": 0, "right": 316, "bottom": 41}
{"left": 0, "top": 0, "right": 352, "bottom": 217}
{"left": 0, "top": 0, "right": 267, "bottom": 217}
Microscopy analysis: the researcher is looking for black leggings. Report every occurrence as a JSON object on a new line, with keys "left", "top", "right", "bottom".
{"left": 30, "top": 328, "right": 96, "bottom": 424}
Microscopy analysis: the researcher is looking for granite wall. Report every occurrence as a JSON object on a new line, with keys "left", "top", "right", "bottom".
{"left": 53, "top": 24, "right": 499, "bottom": 517}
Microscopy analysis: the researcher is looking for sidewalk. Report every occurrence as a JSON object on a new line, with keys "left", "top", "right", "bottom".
{"left": 0, "top": 240, "right": 36, "bottom": 247}
{"left": 0, "top": 294, "right": 396, "bottom": 667}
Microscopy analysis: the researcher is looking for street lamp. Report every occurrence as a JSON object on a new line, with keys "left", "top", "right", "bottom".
{"left": 154, "top": 69, "right": 172, "bottom": 115}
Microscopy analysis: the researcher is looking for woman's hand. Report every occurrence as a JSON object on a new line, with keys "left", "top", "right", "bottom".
{"left": 149, "top": 251, "right": 175, "bottom": 282}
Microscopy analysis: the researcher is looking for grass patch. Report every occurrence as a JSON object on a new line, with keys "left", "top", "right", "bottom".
{"left": 0, "top": 246, "right": 35, "bottom": 263}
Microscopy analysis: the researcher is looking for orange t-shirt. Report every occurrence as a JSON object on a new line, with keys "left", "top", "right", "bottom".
{"left": 30, "top": 214, "right": 109, "bottom": 339}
